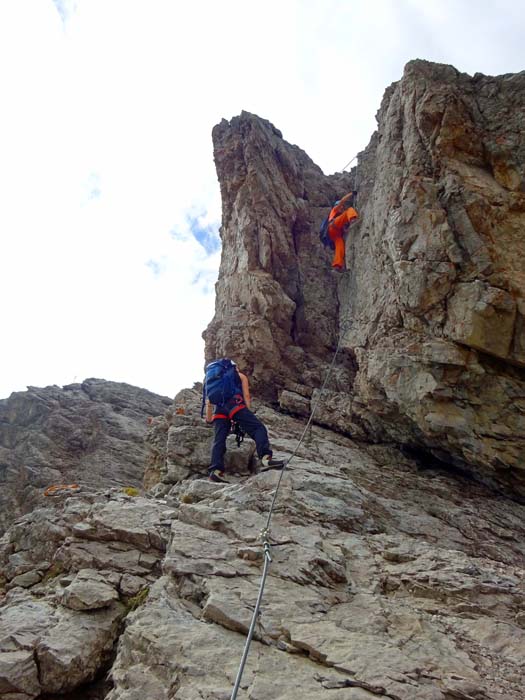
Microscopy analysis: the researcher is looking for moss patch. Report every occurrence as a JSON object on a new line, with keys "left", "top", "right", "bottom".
{"left": 122, "top": 486, "right": 140, "bottom": 497}
{"left": 126, "top": 586, "right": 150, "bottom": 611}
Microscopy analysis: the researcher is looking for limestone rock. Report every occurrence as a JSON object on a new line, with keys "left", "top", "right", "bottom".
{"left": 59, "top": 569, "right": 119, "bottom": 610}
{"left": 7, "top": 570, "right": 42, "bottom": 589}
{"left": 0, "top": 648, "right": 40, "bottom": 700}
{"left": 278, "top": 389, "right": 311, "bottom": 417}
{"left": 0, "top": 490, "right": 172, "bottom": 699}
{"left": 2, "top": 404, "right": 525, "bottom": 698}
{"left": 0, "top": 378, "right": 172, "bottom": 534}
{"left": 204, "top": 63, "right": 525, "bottom": 492}
{"left": 444, "top": 280, "right": 517, "bottom": 358}
{"left": 35, "top": 602, "right": 124, "bottom": 694}
{"left": 340, "top": 62, "right": 525, "bottom": 486}
{"left": 204, "top": 111, "right": 356, "bottom": 404}
{"left": 108, "top": 406, "right": 525, "bottom": 700}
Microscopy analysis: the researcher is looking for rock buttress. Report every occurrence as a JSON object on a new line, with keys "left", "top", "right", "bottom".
{"left": 348, "top": 60, "right": 525, "bottom": 489}
{"left": 205, "top": 61, "right": 525, "bottom": 492}
{"left": 203, "top": 111, "right": 357, "bottom": 404}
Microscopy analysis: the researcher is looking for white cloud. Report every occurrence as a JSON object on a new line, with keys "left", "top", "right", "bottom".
{"left": 52, "top": 0, "right": 78, "bottom": 24}
{"left": 1, "top": 0, "right": 525, "bottom": 400}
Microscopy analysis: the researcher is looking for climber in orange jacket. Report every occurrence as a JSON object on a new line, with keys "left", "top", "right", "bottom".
{"left": 327, "top": 191, "right": 358, "bottom": 271}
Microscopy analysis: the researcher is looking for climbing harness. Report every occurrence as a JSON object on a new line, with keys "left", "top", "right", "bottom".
{"left": 230, "top": 323, "right": 350, "bottom": 699}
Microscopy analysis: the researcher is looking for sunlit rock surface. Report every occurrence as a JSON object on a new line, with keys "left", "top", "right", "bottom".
{"left": 2, "top": 404, "right": 523, "bottom": 700}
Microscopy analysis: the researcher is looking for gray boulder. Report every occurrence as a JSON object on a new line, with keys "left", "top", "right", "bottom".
{"left": 59, "top": 569, "right": 119, "bottom": 611}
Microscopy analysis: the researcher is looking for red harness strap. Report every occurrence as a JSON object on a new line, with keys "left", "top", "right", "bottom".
{"left": 212, "top": 394, "right": 246, "bottom": 421}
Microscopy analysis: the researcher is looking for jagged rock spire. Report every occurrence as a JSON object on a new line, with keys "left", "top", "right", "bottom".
{"left": 204, "top": 111, "right": 355, "bottom": 402}
{"left": 205, "top": 63, "right": 525, "bottom": 491}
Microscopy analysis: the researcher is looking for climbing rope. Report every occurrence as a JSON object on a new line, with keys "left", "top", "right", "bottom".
{"left": 264, "top": 327, "right": 349, "bottom": 532}
{"left": 230, "top": 322, "right": 350, "bottom": 699}
{"left": 342, "top": 148, "right": 365, "bottom": 178}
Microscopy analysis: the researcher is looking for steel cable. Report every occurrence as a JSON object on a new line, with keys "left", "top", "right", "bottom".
{"left": 230, "top": 321, "right": 351, "bottom": 699}
{"left": 231, "top": 155, "right": 362, "bottom": 698}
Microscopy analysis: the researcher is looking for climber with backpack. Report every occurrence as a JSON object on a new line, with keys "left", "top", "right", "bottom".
{"left": 319, "top": 190, "right": 358, "bottom": 271}
{"left": 201, "top": 358, "right": 285, "bottom": 483}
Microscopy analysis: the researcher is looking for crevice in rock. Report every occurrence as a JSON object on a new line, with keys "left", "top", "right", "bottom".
{"left": 39, "top": 672, "right": 113, "bottom": 700}
{"left": 474, "top": 347, "right": 525, "bottom": 379}
{"left": 52, "top": 607, "right": 128, "bottom": 699}
{"left": 399, "top": 443, "right": 525, "bottom": 506}
{"left": 315, "top": 672, "right": 403, "bottom": 699}
{"left": 237, "top": 620, "right": 405, "bottom": 700}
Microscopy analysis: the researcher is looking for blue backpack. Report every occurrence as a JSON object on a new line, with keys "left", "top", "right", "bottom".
{"left": 319, "top": 213, "right": 335, "bottom": 250}
{"left": 201, "top": 359, "right": 241, "bottom": 416}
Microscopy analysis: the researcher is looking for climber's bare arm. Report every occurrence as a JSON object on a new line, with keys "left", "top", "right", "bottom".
{"left": 238, "top": 372, "right": 251, "bottom": 409}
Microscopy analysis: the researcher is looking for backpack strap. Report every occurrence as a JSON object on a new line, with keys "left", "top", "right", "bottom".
{"left": 200, "top": 377, "right": 207, "bottom": 418}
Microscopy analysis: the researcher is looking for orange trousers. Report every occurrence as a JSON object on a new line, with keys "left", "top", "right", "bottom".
{"left": 328, "top": 207, "right": 358, "bottom": 269}
{"left": 329, "top": 228, "right": 346, "bottom": 269}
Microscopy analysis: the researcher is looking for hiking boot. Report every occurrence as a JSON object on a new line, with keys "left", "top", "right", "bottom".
{"left": 209, "top": 469, "right": 228, "bottom": 483}
{"left": 261, "top": 455, "right": 285, "bottom": 470}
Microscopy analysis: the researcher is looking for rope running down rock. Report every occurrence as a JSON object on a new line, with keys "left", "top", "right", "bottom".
{"left": 230, "top": 318, "right": 353, "bottom": 699}
{"left": 230, "top": 151, "right": 362, "bottom": 698}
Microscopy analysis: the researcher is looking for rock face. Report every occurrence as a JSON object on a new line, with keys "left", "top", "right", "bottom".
{"left": 3, "top": 404, "right": 524, "bottom": 700}
{"left": 110, "top": 411, "right": 525, "bottom": 699}
{"left": 2, "top": 60, "right": 525, "bottom": 700}
{"left": 0, "top": 487, "right": 173, "bottom": 699}
{"left": 205, "top": 113, "right": 357, "bottom": 402}
{"left": 348, "top": 60, "right": 525, "bottom": 490}
{"left": 204, "top": 60, "right": 525, "bottom": 493}
{"left": 0, "top": 379, "right": 172, "bottom": 534}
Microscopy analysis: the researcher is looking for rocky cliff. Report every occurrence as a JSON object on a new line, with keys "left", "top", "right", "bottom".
{"left": 205, "top": 60, "right": 525, "bottom": 495}
{"left": 204, "top": 112, "right": 356, "bottom": 404}
{"left": 0, "top": 379, "right": 172, "bottom": 534}
{"left": 1, "top": 60, "right": 525, "bottom": 700}
{"left": 2, "top": 392, "right": 524, "bottom": 699}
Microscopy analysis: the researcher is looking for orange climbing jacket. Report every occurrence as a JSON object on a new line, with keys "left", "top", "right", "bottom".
{"left": 328, "top": 202, "right": 358, "bottom": 233}
{"left": 320, "top": 192, "right": 358, "bottom": 248}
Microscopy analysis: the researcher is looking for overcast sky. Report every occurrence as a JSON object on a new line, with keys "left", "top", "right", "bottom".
{"left": 1, "top": 0, "right": 524, "bottom": 401}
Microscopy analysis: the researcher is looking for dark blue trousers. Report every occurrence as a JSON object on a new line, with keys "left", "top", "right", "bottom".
{"left": 209, "top": 405, "right": 272, "bottom": 473}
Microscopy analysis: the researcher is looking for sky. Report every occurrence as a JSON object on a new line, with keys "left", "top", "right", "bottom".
{"left": 1, "top": 0, "right": 525, "bottom": 401}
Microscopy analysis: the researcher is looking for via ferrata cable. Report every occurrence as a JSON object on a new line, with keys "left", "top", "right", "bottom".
{"left": 230, "top": 321, "right": 351, "bottom": 699}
